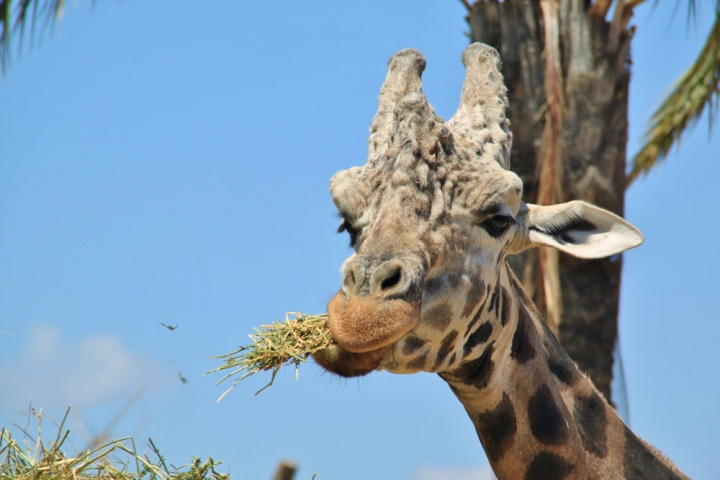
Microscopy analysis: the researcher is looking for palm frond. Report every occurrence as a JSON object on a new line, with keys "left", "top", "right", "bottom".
{"left": 0, "top": 0, "right": 66, "bottom": 74}
{"left": 683, "top": 0, "right": 720, "bottom": 28}
{"left": 628, "top": 5, "right": 720, "bottom": 185}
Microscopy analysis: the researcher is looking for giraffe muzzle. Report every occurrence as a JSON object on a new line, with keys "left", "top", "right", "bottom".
{"left": 326, "top": 291, "right": 420, "bottom": 353}
{"left": 319, "top": 253, "right": 424, "bottom": 375}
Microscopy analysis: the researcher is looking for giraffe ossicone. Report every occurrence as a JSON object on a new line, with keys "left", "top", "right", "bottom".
{"left": 313, "top": 43, "right": 687, "bottom": 479}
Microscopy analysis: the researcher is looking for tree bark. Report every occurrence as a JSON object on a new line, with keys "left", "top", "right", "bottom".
{"left": 466, "top": 0, "right": 633, "bottom": 402}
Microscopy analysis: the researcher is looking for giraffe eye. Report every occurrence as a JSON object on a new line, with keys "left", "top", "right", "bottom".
{"left": 338, "top": 218, "right": 359, "bottom": 247}
{"left": 482, "top": 215, "right": 514, "bottom": 237}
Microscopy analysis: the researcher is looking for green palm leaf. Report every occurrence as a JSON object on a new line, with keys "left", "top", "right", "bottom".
{"left": 628, "top": 4, "right": 720, "bottom": 185}
{"left": 0, "top": 0, "right": 66, "bottom": 73}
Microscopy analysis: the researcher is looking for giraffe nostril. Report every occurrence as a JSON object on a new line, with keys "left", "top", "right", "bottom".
{"left": 344, "top": 264, "right": 360, "bottom": 294}
{"left": 381, "top": 268, "right": 402, "bottom": 292}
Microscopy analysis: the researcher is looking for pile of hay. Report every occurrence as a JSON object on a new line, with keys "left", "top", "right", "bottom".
{"left": 0, "top": 408, "right": 228, "bottom": 480}
{"left": 207, "top": 313, "right": 333, "bottom": 398}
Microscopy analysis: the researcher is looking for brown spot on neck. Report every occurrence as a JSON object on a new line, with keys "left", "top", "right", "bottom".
{"left": 523, "top": 452, "right": 574, "bottom": 480}
{"left": 510, "top": 306, "right": 536, "bottom": 364}
{"left": 447, "top": 341, "right": 495, "bottom": 390}
{"left": 422, "top": 302, "right": 453, "bottom": 331}
{"left": 574, "top": 391, "right": 608, "bottom": 458}
{"left": 432, "top": 330, "right": 459, "bottom": 370}
{"left": 476, "top": 392, "right": 517, "bottom": 464}
{"left": 528, "top": 385, "right": 570, "bottom": 446}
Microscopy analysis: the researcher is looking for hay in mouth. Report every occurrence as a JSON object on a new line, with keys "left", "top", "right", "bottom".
{"left": 206, "top": 313, "right": 333, "bottom": 398}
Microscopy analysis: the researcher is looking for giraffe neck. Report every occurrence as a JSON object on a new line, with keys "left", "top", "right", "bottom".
{"left": 439, "top": 264, "right": 688, "bottom": 480}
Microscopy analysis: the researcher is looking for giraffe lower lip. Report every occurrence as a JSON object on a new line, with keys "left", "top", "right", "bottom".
{"left": 312, "top": 343, "right": 392, "bottom": 377}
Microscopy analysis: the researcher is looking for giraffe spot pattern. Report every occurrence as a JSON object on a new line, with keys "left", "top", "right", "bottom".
{"left": 528, "top": 385, "right": 570, "bottom": 446}
{"left": 402, "top": 335, "right": 427, "bottom": 356}
{"left": 523, "top": 451, "right": 574, "bottom": 480}
{"left": 407, "top": 352, "right": 427, "bottom": 370}
{"left": 476, "top": 392, "right": 517, "bottom": 463}
{"left": 424, "top": 274, "right": 462, "bottom": 300}
{"left": 433, "top": 330, "right": 459, "bottom": 370}
{"left": 499, "top": 286, "right": 511, "bottom": 326}
{"left": 510, "top": 306, "right": 536, "bottom": 364}
{"left": 463, "top": 321, "right": 493, "bottom": 357}
{"left": 455, "top": 341, "right": 495, "bottom": 389}
{"left": 423, "top": 302, "right": 453, "bottom": 331}
{"left": 461, "top": 275, "right": 486, "bottom": 318}
{"left": 548, "top": 356, "right": 579, "bottom": 386}
{"left": 574, "top": 391, "right": 608, "bottom": 457}
{"left": 539, "top": 318, "right": 580, "bottom": 386}
{"left": 487, "top": 282, "right": 500, "bottom": 317}
{"left": 447, "top": 352, "right": 457, "bottom": 367}
{"left": 463, "top": 284, "right": 490, "bottom": 337}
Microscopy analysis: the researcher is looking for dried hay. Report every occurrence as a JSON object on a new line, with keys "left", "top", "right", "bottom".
{"left": 0, "top": 407, "right": 228, "bottom": 479}
{"left": 206, "top": 313, "right": 333, "bottom": 399}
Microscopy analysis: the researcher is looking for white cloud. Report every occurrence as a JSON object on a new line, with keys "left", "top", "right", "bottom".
{"left": 0, "top": 324, "right": 174, "bottom": 409}
{"left": 412, "top": 464, "right": 495, "bottom": 480}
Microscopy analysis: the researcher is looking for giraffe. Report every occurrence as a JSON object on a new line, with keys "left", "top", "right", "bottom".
{"left": 312, "top": 43, "right": 689, "bottom": 480}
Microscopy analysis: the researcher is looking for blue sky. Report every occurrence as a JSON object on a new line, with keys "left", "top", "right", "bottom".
{"left": 1, "top": 2, "right": 718, "bottom": 479}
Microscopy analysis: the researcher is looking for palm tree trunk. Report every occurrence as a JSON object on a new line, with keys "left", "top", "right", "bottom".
{"left": 466, "top": 0, "right": 633, "bottom": 402}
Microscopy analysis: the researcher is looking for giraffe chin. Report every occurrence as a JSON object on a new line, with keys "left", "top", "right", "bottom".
{"left": 312, "top": 343, "right": 392, "bottom": 378}
{"left": 312, "top": 291, "right": 420, "bottom": 377}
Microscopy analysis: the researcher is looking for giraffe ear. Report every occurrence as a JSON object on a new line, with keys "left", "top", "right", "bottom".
{"left": 520, "top": 201, "right": 643, "bottom": 259}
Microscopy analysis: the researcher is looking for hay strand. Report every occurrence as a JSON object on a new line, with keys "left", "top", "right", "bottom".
{"left": 0, "top": 406, "right": 229, "bottom": 479}
{"left": 206, "top": 313, "right": 333, "bottom": 399}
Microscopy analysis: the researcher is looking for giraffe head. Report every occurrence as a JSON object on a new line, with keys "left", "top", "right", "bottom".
{"left": 313, "top": 43, "right": 642, "bottom": 378}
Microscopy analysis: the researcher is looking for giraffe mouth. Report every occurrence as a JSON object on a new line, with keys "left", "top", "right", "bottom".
{"left": 312, "top": 343, "right": 392, "bottom": 378}
{"left": 312, "top": 290, "right": 420, "bottom": 377}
